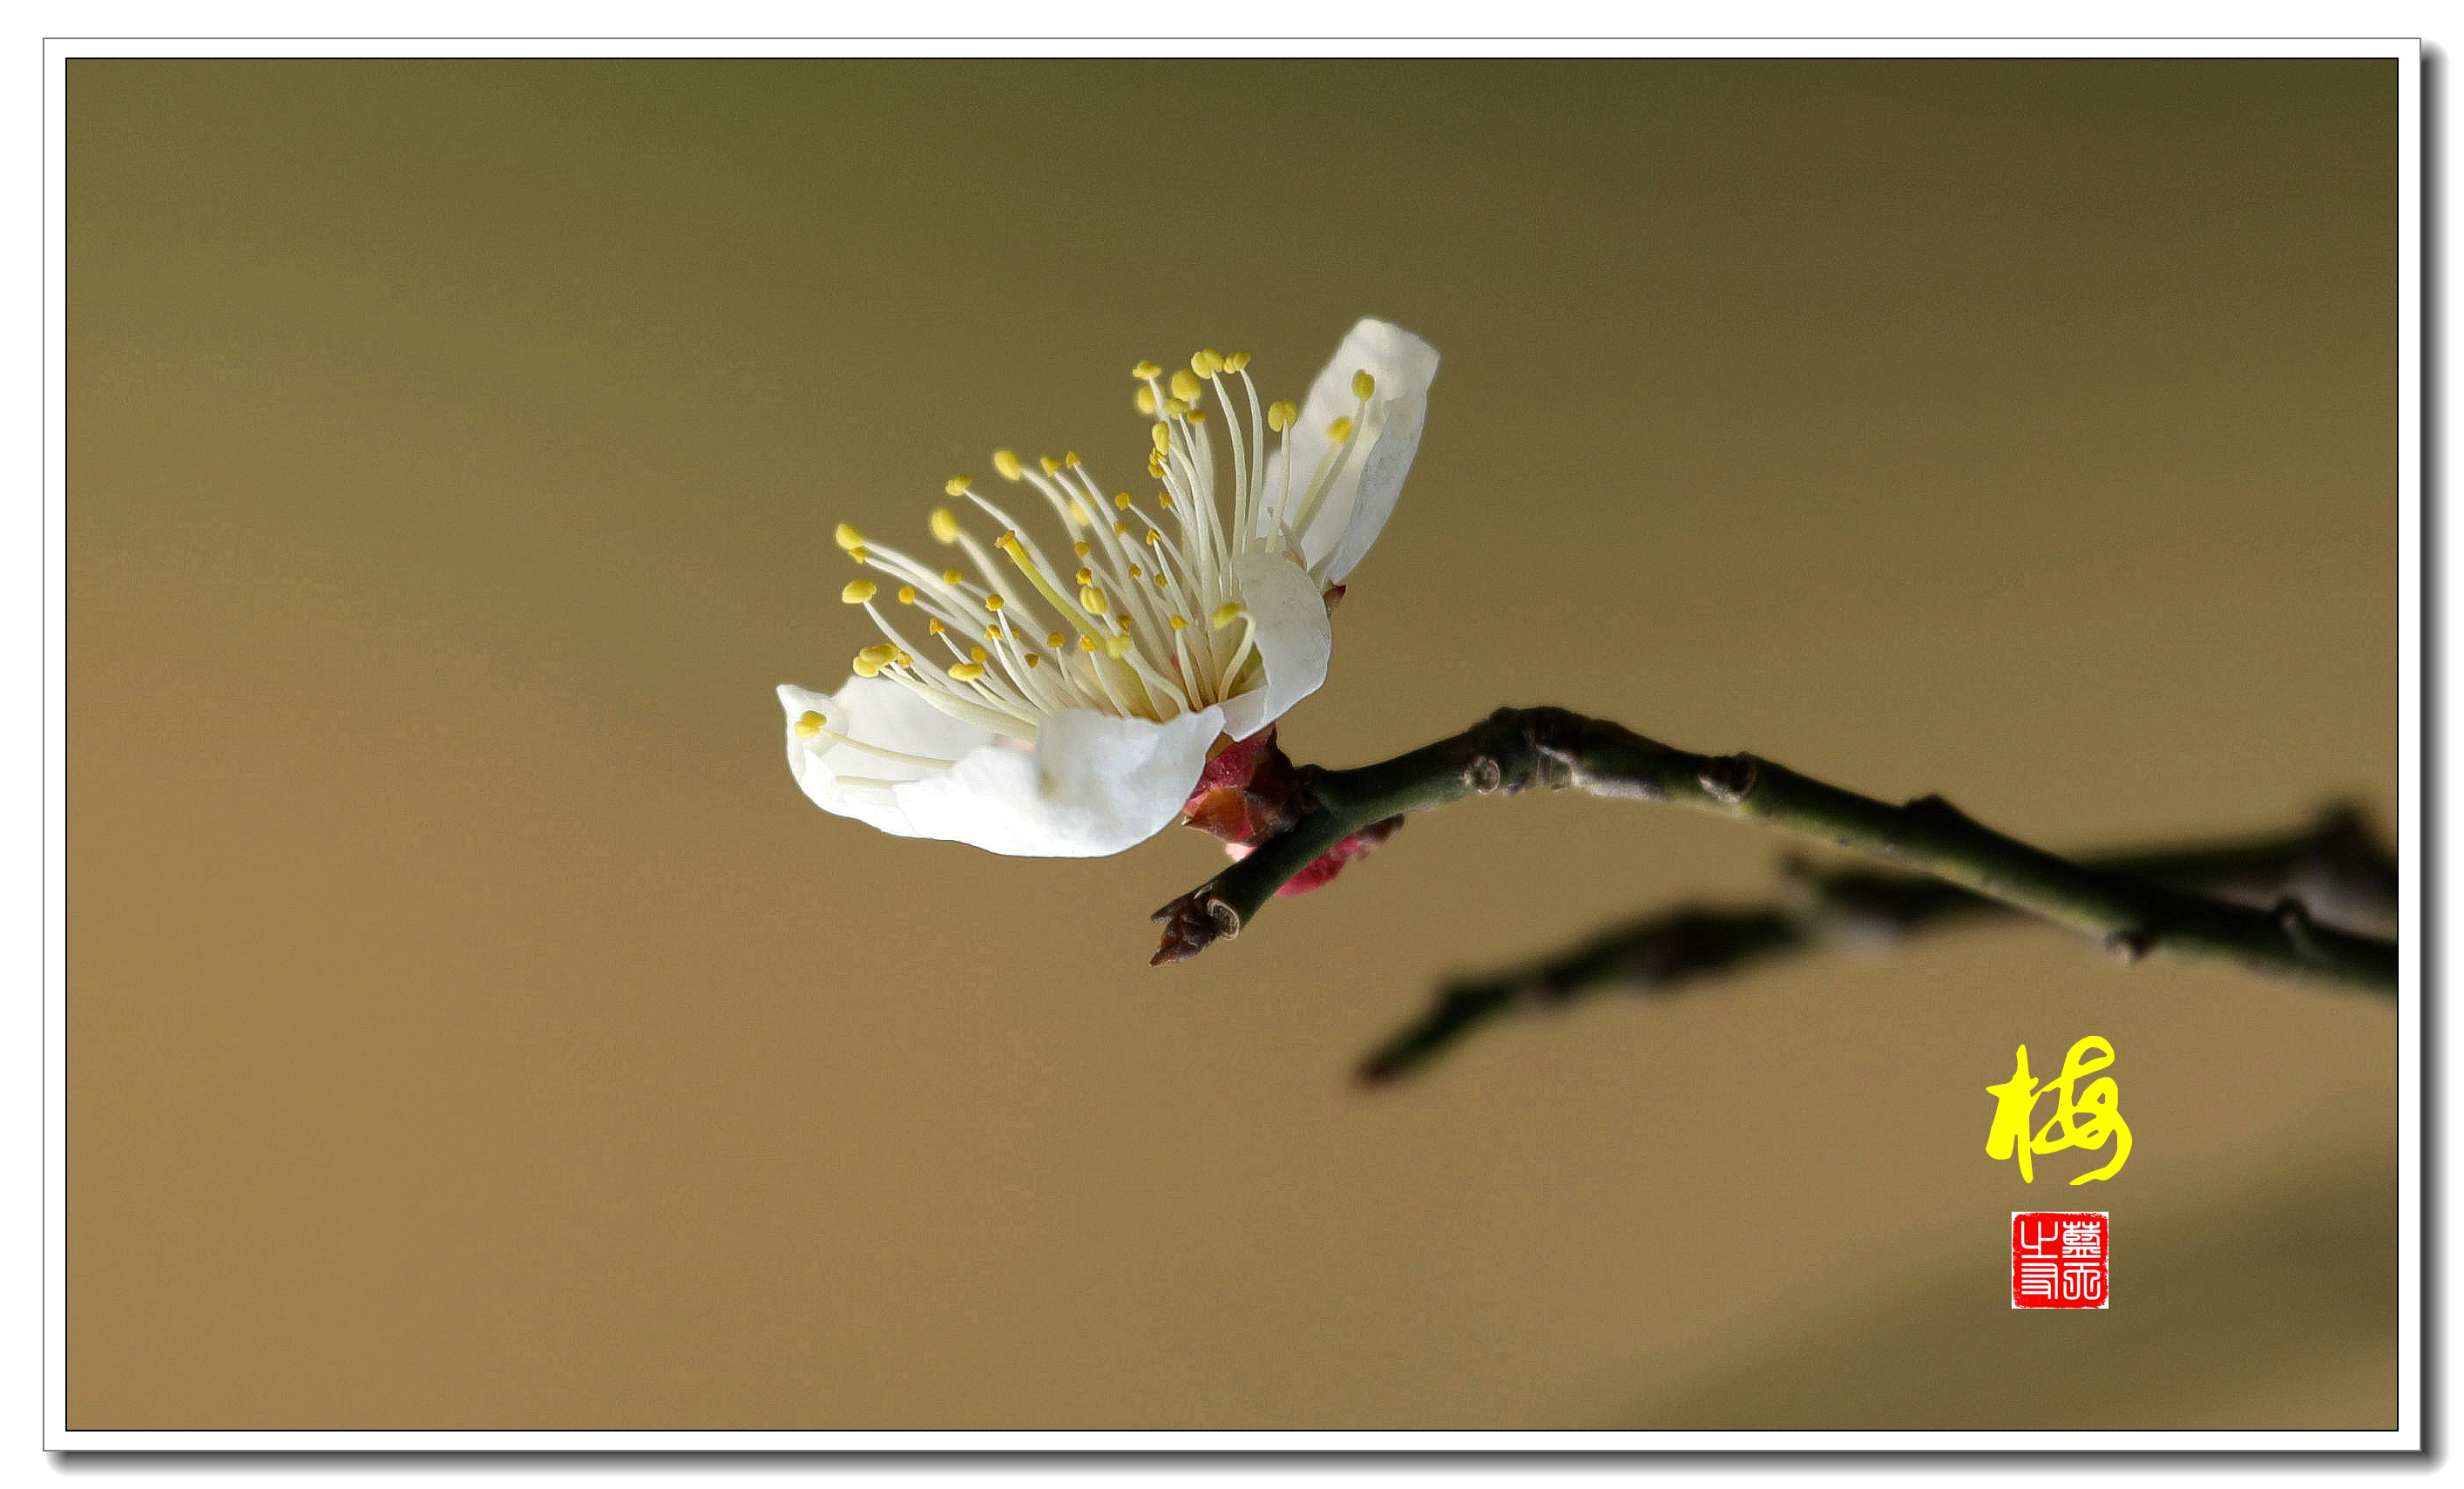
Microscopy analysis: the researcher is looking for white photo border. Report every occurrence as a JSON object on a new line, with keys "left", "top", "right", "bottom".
{"left": 37, "top": 31, "right": 2426, "bottom": 1455}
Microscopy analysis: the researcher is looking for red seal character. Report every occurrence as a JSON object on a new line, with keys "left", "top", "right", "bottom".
{"left": 2012, "top": 1211, "right": 2108, "bottom": 1309}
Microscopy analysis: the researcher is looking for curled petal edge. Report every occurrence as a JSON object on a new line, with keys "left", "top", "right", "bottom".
{"left": 1256, "top": 317, "right": 1439, "bottom": 584}
{"left": 1215, "top": 551, "right": 1333, "bottom": 741}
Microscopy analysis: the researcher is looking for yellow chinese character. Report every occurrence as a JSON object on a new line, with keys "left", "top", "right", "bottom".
{"left": 1984, "top": 1036, "right": 2132, "bottom": 1184}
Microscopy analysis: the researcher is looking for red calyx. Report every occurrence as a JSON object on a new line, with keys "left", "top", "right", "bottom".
{"left": 1179, "top": 728, "right": 1304, "bottom": 846}
{"left": 1178, "top": 727, "right": 1402, "bottom": 897}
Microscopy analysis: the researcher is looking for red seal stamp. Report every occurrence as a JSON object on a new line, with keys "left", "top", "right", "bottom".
{"left": 2012, "top": 1211, "right": 2109, "bottom": 1308}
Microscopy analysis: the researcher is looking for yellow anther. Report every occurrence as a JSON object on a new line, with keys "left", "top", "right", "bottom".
{"left": 1211, "top": 602, "right": 1246, "bottom": 630}
{"left": 1064, "top": 451, "right": 1081, "bottom": 467}
{"left": 1186, "top": 409, "right": 1206, "bottom": 424}
{"left": 1079, "top": 585, "right": 1107, "bottom": 614}
{"left": 992, "top": 449, "right": 1023, "bottom": 481}
{"left": 1326, "top": 416, "right": 1354, "bottom": 441}
{"left": 1074, "top": 567, "right": 1093, "bottom": 585}
{"left": 895, "top": 649, "right": 912, "bottom": 667}
{"left": 1150, "top": 423, "right": 1173, "bottom": 454}
{"left": 1078, "top": 635, "right": 1098, "bottom": 653}
{"left": 1046, "top": 630, "right": 1066, "bottom": 648}
{"left": 1068, "top": 498, "right": 1092, "bottom": 525}
{"left": 1114, "top": 613, "right": 1131, "bottom": 628}
{"left": 1153, "top": 574, "right": 1168, "bottom": 589}
{"left": 944, "top": 475, "right": 973, "bottom": 497}
{"left": 852, "top": 653, "right": 883, "bottom": 679}
{"left": 1351, "top": 369, "right": 1376, "bottom": 401}
{"left": 1192, "top": 349, "right": 1224, "bottom": 379}
{"left": 1147, "top": 455, "right": 1166, "bottom": 478}
{"left": 994, "top": 531, "right": 1020, "bottom": 553}
{"left": 1039, "top": 455, "right": 1059, "bottom": 476}
{"left": 970, "top": 645, "right": 989, "bottom": 663}
{"left": 943, "top": 566, "right": 965, "bottom": 585}
{"left": 928, "top": 618, "right": 946, "bottom": 635}
{"left": 842, "top": 579, "right": 877, "bottom": 605}
{"left": 1158, "top": 492, "right": 1175, "bottom": 510}
{"left": 897, "top": 585, "right": 917, "bottom": 604}
{"left": 930, "top": 507, "right": 963, "bottom": 544}
{"left": 1162, "top": 397, "right": 1191, "bottom": 418}
{"left": 1114, "top": 518, "right": 1131, "bottom": 534}
{"left": 1105, "top": 634, "right": 1134, "bottom": 659}
{"left": 948, "top": 661, "right": 986, "bottom": 682}
{"left": 1224, "top": 351, "right": 1251, "bottom": 372}
{"left": 860, "top": 643, "right": 897, "bottom": 665}
{"left": 1267, "top": 400, "right": 1298, "bottom": 432}
{"left": 1131, "top": 360, "right": 1161, "bottom": 380}
{"left": 847, "top": 545, "right": 869, "bottom": 564}
{"left": 1145, "top": 529, "right": 1161, "bottom": 545}
{"left": 1169, "top": 368, "right": 1202, "bottom": 403}
{"left": 794, "top": 710, "right": 826, "bottom": 738}
{"left": 1114, "top": 492, "right": 1133, "bottom": 509}
{"left": 1169, "top": 614, "right": 1188, "bottom": 631}
{"left": 1127, "top": 563, "right": 1143, "bottom": 579}
{"left": 1025, "top": 653, "right": 1041, "bottom": 668}
{"left": 834, "top": 523, "right": 864, "bottom": 552}
{"left": 985, "top": 624, "right": 1002, "bottom": 640}
{"left": 1134, "top": 385, "right": 1156, "bottom": 416}
{"left": 985, "top": 593, "right": 1005, "bottom": 610}
{"left": 1073, "top": 541, "right": 1092, "bottom": 558}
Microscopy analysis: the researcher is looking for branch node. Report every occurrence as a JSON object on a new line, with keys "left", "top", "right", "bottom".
{"left": 2297, "top": 804, "right": 2397, "bottom": 933}
{"left": 1696, "top": 753, "right": 1759, "bottom": 805}
{"left": 1462, "top": 755, "right": 1506, "bottom": 794}
{"left": 2274, "top": 897, "right": 2324, "bottom": 961}
{"left": 1903, "top": 792, "right": 1973, "bottom": 826}
{"left": 2104, "top": 927, "right": 2159, "bottom": 965}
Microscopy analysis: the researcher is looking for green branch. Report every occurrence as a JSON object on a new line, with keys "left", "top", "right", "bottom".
{"left": 1357, "top": 808, "right": 2398, "bottom": 1084}
{"left": 1150, "top": 707, "right": 2398, "bottom": 998}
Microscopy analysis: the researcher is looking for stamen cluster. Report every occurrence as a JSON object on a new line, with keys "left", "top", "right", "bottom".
{"left": 795, "top": 346, "right": 1381, "bottom": 776}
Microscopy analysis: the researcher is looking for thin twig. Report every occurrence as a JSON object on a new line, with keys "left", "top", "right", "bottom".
{"left": 1150, "top": 707, "right": 2398, "bottom": 997}
{"left": 1357, "top": 807, "right": 2398, "bottom": 1084}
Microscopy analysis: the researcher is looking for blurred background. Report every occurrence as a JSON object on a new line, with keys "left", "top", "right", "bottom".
{"left": 70, "top": 58, "right": 2398, "bottom": 1429}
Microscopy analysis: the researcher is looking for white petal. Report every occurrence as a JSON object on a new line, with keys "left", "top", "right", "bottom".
{"left": 778, "top": 680, "right": 1223, "bottom": 857}
{"left": 895, "top": 705, "right": 1226, "bottom": 856}
{"left": 1215, "top": 551, "right": 1332, "bottom": 741}
{"left": 777, "top": 677, "right": 999, "bottom": 840}
{"left": 1256, "top": 318, "right": 1439, "bottom": 583}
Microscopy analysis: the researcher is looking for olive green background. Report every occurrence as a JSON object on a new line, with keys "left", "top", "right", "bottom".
{"left": 71, "top": 58, "right": 2400, "bottom": 1429}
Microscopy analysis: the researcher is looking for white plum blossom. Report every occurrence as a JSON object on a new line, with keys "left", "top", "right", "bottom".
{"left": 777, "top": 318, "right": 1438, "bottom": 856}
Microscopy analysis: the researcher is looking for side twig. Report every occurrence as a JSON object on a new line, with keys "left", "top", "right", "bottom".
{"left": 1149, "top": 707, "right": 2398, "bottom": 997}
{"left": 1357, "top": 807, "right": 2397, "bottom": 1084}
